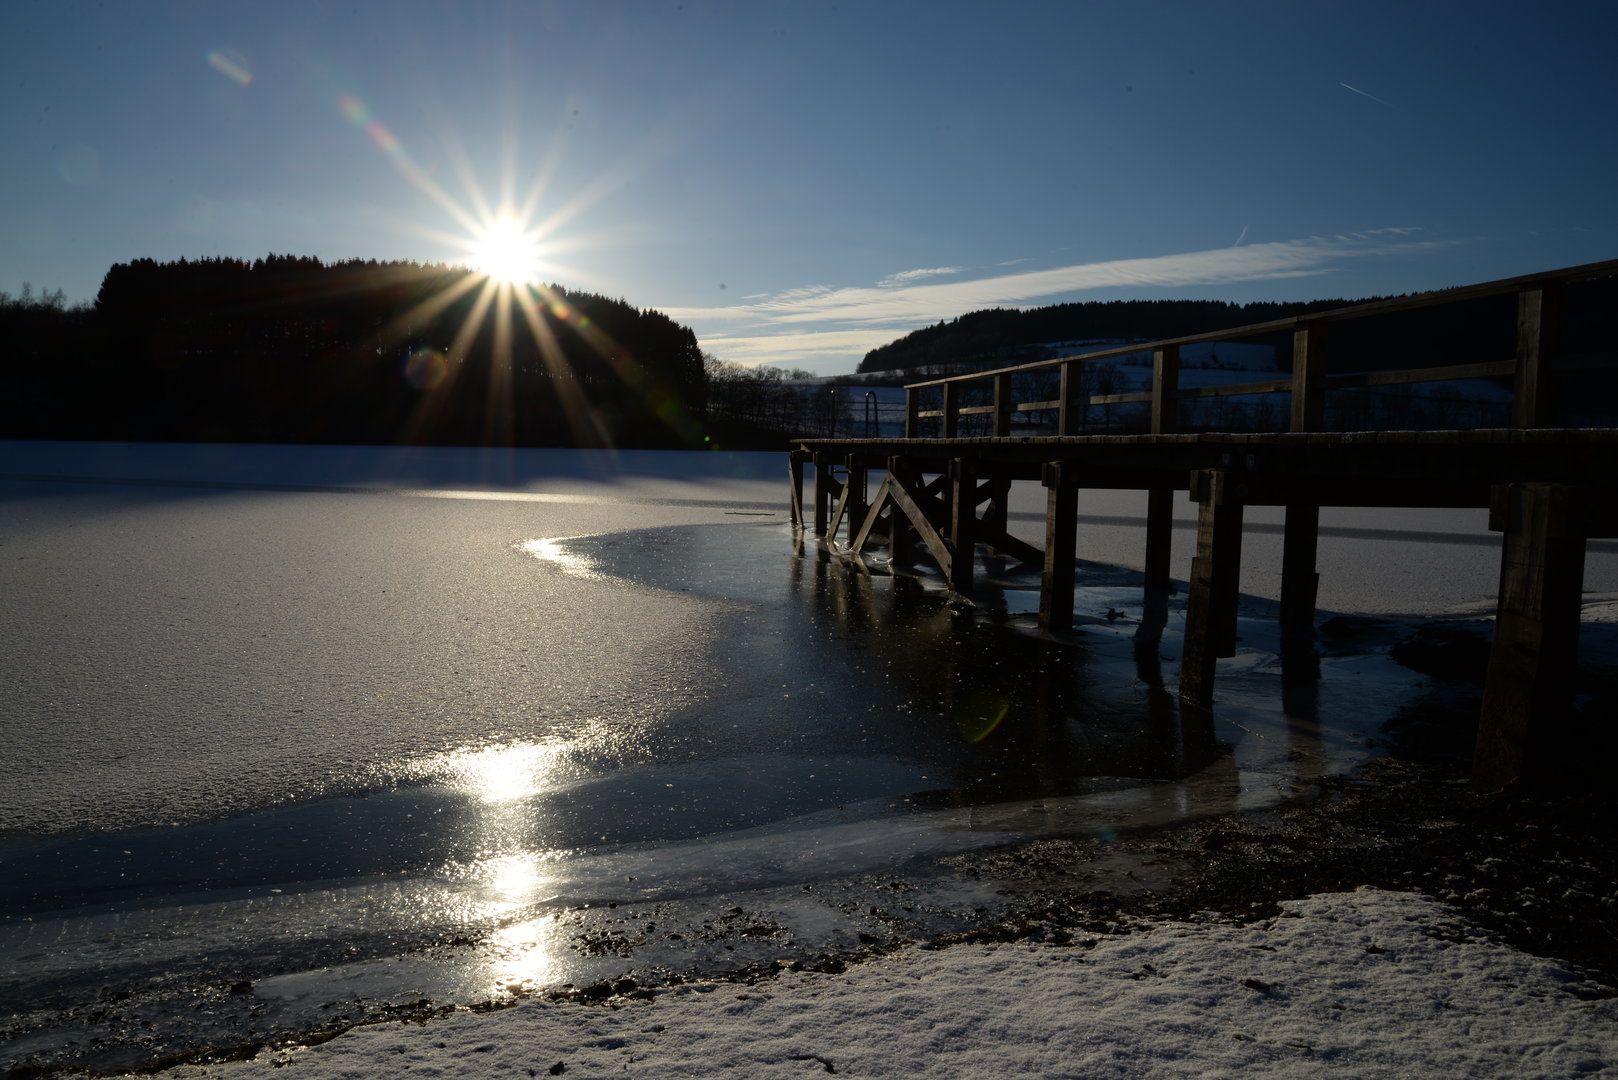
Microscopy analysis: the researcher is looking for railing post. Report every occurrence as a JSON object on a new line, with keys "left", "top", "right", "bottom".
{"left": 942, "top": 380, "right": 960, "bottom": 438}
{"left": 905, "top": 387, "right": 919, "bottom": 438}
{"left": 994, "top": 372, "right": 1013, "bottom": 436}
{"left": 1291, "top": 320, "right": 1327, "bottom": 432}
{"left": 1513, "top": 283, "right": 1564, "bottom": 429}
{"left": 1151, "top": 345, "right": 1180, "bottom": 435}
{"left": 1058, "top": 359, "right": 1080, "bottom": 435}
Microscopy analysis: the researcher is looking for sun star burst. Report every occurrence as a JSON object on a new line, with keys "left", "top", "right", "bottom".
{"left": 472, "top": 208, "right": 544, "bottom": 286}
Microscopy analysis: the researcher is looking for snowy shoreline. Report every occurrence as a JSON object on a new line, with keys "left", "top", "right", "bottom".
{"left": 132, "top": 889, "right": 1618, "bottom": 1080}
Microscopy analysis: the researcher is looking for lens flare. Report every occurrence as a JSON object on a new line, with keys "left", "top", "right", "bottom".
{"left": 207, "top": 49, "right": 253, "bottom": 87}
{"left": 955, "top": 687, "right": 1011, "bottom": 743}
{"left": 402, "top": 346, "right": 449, "bottom": 390}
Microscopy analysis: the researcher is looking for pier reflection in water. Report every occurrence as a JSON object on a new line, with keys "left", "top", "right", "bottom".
{"left": 790, "top": 534, "right": 1222, "bottom": 801}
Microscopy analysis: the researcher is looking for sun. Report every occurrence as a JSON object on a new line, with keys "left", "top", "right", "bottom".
{"left": 472, "top": 208, "right": 544, "bottom": 286}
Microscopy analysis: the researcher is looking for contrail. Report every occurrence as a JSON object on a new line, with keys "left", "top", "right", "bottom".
{"left": 1340, "top": 82, "right": 1392, "bottom": 106}
{"left": 1233, "top": 225, "right": 1249, "bottom": 247}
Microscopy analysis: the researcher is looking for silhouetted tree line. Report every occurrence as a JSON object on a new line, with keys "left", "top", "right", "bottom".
{"left": 702, "top": 355, "right": 850, "bottom": 444}
{"left": 1, "top": 255, "right": 708, "bottom": 448}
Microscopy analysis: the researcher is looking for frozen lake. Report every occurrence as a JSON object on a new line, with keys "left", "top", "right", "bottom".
{"left": 3, "top": 439, "right": 1616, "bottom": 1073}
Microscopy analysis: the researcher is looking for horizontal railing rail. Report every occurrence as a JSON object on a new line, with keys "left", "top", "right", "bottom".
{"left": 901, "top": 257, "right": 1618, "bottom": 438}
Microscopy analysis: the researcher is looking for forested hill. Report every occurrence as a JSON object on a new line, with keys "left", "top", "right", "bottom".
{"left": 3, "top": 255, "right": 706, "bottom": 448}
{"left": 856, "top": 297, "right": 1374, "bottom": 375}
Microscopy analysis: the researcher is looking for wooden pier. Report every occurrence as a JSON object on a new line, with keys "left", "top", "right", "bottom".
{"left": 788, "top": 259, "right": 1618, "bottom": 789}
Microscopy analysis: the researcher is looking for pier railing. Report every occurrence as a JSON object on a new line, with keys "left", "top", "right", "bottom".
{"left": 903, "top": 257, "right": 1618, "bottom": 439}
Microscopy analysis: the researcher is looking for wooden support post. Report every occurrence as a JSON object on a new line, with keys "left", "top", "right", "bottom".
{"left": 887, "top": 467, "right": 954, "bottom": 576}
{"left": 849, "top": 478, "right": 888, "bottom": 554}
{"left": 836, "top": 454, "right": 867, "bottom": 544}
{"left": 1280, "top": 502, "right": 1321, "bottom": 639}
{"left": 1291, "top": 320, "right": 1327, "bottom": 433}
{"left": 942, "top": 381, "right": 961, "bottom": 438}
{"left": 982, "top": 473, "right": 1010, "bottom": 540}
{"left": 905, "top": 388, "right": 919, "bottom": 439}
{"left": 1179, "top": 469, "right": 1244, "bottom": 708}
{"left": 826, "top": 465, "right": 857, "bottom": 543}
{"left": 887, "top": 457, "right": 915, "bottom": 565}
{"left": 948, "top": 456, "right": 976, "bottom": 594}
{"left": 1512, "top": 284, "right": 1564, "bottom": 429}
{"left": 1040, "top": 462, "right": 1079, "bottom": 632}
{"left": 1151, "top": 345, "right": 1180, "bottom": 436}
{"left": 811, "top": 452, "right": 837, "bottom": 538}
{"left": 1139, "top": 485, "right": 1174, "bottom": 641}
{"left": 1475, "top": 483, "right": 1586, "bottom": 788}
{"left": 788, "top": 449, "right": 808, "bottom": 531}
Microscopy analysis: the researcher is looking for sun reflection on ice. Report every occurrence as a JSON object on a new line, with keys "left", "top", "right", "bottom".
{"left": 475, "top": 851, "right": 555, "bottom": 908}
{"left": 436, "top": 743, "right": 568, "bottom": 885}
{"left": 439, "top": 740, "right": 571, "bottom": 803}
{"left": 487, "top": 916, "right": 568, "bottom": 995}
{"left": 516, "top": 537, "right": 605, "bottom": 581}
{"left": 411, "top": 742, "right": 584, "bottom": 995}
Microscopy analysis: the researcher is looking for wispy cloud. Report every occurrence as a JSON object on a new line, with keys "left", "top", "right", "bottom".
{"left": 1339, "top": 82, "right": 1393, "bottom": 107}
{"left": 699, "top": 327, "right": 907, "bottom": 368}
{"left": 876, "top": 265, "right": 964, "bottom": 288}
{"left": 670, "top": 229, "right": 1449, "bottom": 370}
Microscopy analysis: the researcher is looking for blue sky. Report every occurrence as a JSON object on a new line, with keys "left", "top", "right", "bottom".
{"left": 4, "top": 0, "right": 1615, "bottom": 376}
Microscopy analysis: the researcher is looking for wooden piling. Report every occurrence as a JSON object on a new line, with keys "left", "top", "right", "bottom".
{"left": 789, "top": 449, "right": 808, "bottom": 530}
{"left": 1280, "top": 502, "right": 1321, "bottom": 639}
{"left": 1040, "top": 462, "right": 1079, "bottom": 632}
{"left": 1140, "top": 485, "right": 1175, "bottom": 641}
{"left": 1475, "top": 483, "right": 1586, "bottom": 788}
{"left": 948, "top": 457, "right": 976, "bottom": 594}
{"left": 1180, "top": 469, "right": 1245, "bottom": 707}
{"left": 887, "top": 457, "right": 916, "bottom": 566}
{"left": 811, "top": 452, "right": 830, "bottom": 537}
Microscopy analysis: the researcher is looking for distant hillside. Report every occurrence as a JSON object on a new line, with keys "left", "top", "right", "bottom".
{"left": 853, "top": 280, "right": 1618, "bottom": 427}
{"left": 856, "top": 298, "right": 1365, "bottom": 375}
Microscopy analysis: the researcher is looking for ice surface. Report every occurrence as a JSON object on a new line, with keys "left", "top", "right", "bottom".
{"left": 5, "top": 440, "right": 1618, "bottom": 1077}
